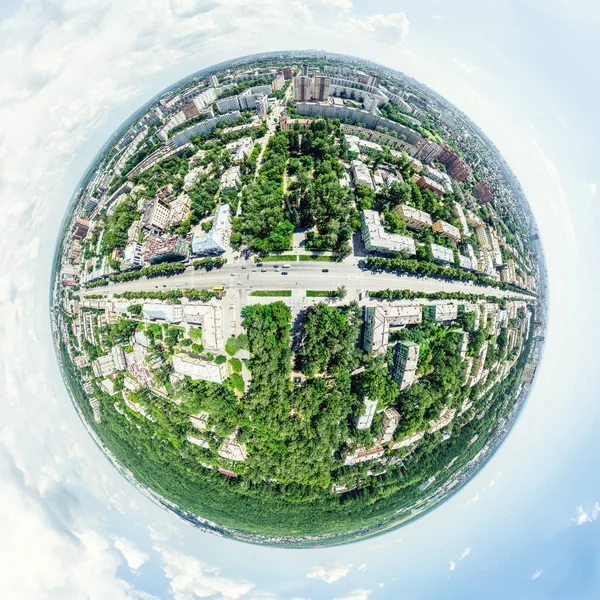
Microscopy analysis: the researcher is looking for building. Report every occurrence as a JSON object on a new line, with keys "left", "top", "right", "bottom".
{"left": 283, "top": 68, "right": 293, "bottom": 80}
{"left": 432, "top": 219, "right": 461, "bottom": 242}
{"left": 356, "top": 397, "right": 378, "bottom": 429}
{"left": 346, "top": 135, "right": 383, "bottom": 156}
{"left": 436, "top": 145, "right": 471, "bottom": 182}
{"left": 390, "top": 342, "right": 420, "bottom": 390}
{"left": 312, "top": 75, "right": 331, "bottom": 101}
{"left": 122, "top": 241, "right": 144, "bottom": 269}
{"left": 363, "top": 304, "right": 422, "bottom": 355}
{"left": 141, "top": 198, "right": 171, "bottom": 232}
{"left": 352, "top": 160, "right": 374, "bottom": 189}
{"left": 293, "top": 75, "right": 312, "bottom": 102}
{"left": 453, "top": 202, "right": 470, "bottom": 237}
{"left": 228, "top": 136, "right": 253, "bottom": 163}
{"left": 189, "top": 412, "right": 209, "bottom": 430}
{"left": 172, "top": 353, "right": 228, "bottom": 384}
{"left": 427, "top": 407, "right": 456, "bottom": 433}
{"left": 361, "top": 210, "right": 416, "bottom": 256}
{"left": 431, "top": 243, "right": 454, "bottom": 264}
{"left": 167, "top": 194, "right": 192, "bottom": 226}
{"left": 192, "top": 204, "right": 232, "bottom": 256}
{"left": 395, "top": 204, "right": 432, "bottom": 230}
{"left": 380, "top": 407, "right": 400, "bottom": 443}
{"left": 425, "top": 303, "right": 458, "bottom": 322}
{"left": 92, "top": 354, "right": 115, "bottom": 378}
{"left": 220, "top": 166, "right": 241, "bottom": 191}
{"left": 100, "top": 379, "right": 117, "bottom": 396}
{"left": 72, "top": 218, "right": 90, "bottom": 240}
{"left": 186, "top": 434, "right": 209, "bottom": 449}
{"left": 210, "top": 74, "right": 219, "bottom": 87}
{"left": 181, "top": 304, "right": 223, "bottom": 351}
{"left": 143, "top": 235, "right": 188, "bottom": 264}
{"left": 279, "top": 117, "right": 315, "bottom": 131}
{"left": 171, "top": 111, "right": 241, "bottom": 147}
{"left": 111, "top": 346, "right": 126, "bottom": 371}
{"left": 344, "top": 445, "right": 385, "bottom": 466}
{"left": 390, "top": 431, "right": 424, "bottom": 449}
{"left": 417, "top": 175, "right": 445, "bottom": 196}
{"left": 272, "top": 72, "right": 285, "bottom": 92}
{"left": 181, "top": 99, "right": 200, "bottom": 119}
{"left": 474, "top": 180, "right": 494, "bottom": 204}
{"left": 218, "top": 435, "right": 248, "bottom": 461}
{"left": 415, "top": 139, "right": 441, "bottom": 163}
{"left": 142, "top": 303, "right": 184, "bottom": 323}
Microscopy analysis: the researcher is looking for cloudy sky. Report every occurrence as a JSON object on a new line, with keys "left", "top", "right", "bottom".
{"left": 1, "top": 0, "right": 599, "bottom": 598}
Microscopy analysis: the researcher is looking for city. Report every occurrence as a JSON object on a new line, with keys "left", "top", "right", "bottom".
{"left": 51, "top": 50, "right": 547, "bottom": 547}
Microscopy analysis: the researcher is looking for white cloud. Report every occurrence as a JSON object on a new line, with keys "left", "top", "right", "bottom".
{"left": 459, "top": 547, "right": 471, "bottom": 560}
{"left": 154, "top": 544, "right": 255, "bottom": 600}
{"left": 321, "top": 0, "right": 353, "bottom": 11}
{"left": 112, "top": 536, "right": 149, "bottom": 571}
{"left": 532, "top": 569, "right": 544, "bottom": 581}
{"left": 307, "top": 563, "right": 353, "bottom": 583}
{"left": 449, "top": 561, "right": 456, "bottom": 572}
{"left": 358, "top": 563, "right": 367, "bottom": 571}
{"left": 573, "top": 503, "right": 600, "bottom": 526}
{"left": 346, "top": 12, "right": 410, "bottom": 44}
{"left": 453, "top": 58, "right": 485, "bottom": 77}
{"left": 334, "top": 590, "right": 371, "bottom": 600}
{"left": 588, "top": 182, "right": 597, "bottom": 196}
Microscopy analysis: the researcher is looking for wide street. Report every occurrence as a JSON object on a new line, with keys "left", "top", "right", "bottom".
{"left": 99, "top": 260, "right": 529, "bottom": 301}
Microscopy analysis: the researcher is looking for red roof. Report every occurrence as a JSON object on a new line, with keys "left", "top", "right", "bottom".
{"left": 219, "top": 468, "right": 237, "bottom": 478}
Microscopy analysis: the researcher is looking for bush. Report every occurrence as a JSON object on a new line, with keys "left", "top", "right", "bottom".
{"left": 228, "top": 373, "right": 245, "bottom": 393}
{"left": 215, "top": 355, "right": 227, "bottom": 365}
{"left": 191, "top": 343, "right": 203, "bottom": 354}
{"left": 230, "top": 358, "right": 242, "bottom": 373}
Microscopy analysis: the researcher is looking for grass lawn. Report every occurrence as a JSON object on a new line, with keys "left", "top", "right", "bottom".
{"left": 249, "top": 290, "right": 292, "bottom": 297}
{"left": 299, "top": 255, "right": 340, "bottom": 262}
{"left": 258, "top": 254, "right": 297, "bottom": 262}
{"left": 306, "top": 290, "right": 336, "bottom": 297}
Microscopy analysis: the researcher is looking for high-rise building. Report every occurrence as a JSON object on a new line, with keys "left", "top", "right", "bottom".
{"left": 302, "top": 63, "right": 309, "bottom": 76}
{"left": 72, "top": 218, "right": 90, "bottom": 240}
{"left": 210, "top": 74, "right": 219, "bottom": 87}
{"left": 283, "top": 68, "right": 293, "bottom": 80}
{"left": 415, "top": 139, "right": 441, "bottom": 163}
{"left": 436, "top": 144, "right": 471, "bottom": 182}
{"left": 182, "top": 99, "right": 200, "bottom": 119}
{"left": 356, "top": 397, "right": 378, "bottom": 429}
{"left": 312, "top": 75, "right": 331, "bottom": 101}
{"left": 272, "top": 72, "right": 285, "bottom": 92}
{"left": 474, "top": 180, "right": 494, "bottom": 204}
{"left": 293, "top": 76, "right": 312, "bottom": 102}
{"left": 380, "top": 408, "right": 400, "bottom": 443}
{"left": 141, "top": 198, "right": 171, "bottom": 232}
{"left": 390, "top": 342, "right": 420, "bottom": 391}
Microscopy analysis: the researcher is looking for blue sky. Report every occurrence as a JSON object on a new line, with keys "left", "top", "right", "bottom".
{"left": 0, "top": 0, "right": 599, "bottom": 598}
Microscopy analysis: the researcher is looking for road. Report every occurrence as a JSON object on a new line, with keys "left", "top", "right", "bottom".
{"left": 97, "top": 261, "right": 529, "bottom": 301}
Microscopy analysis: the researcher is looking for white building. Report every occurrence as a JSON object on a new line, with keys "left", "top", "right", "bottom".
{"left": 431, "top": 243, "right": 454, "bottom": 264}
{"left": 352, "top": 160, "right": 374, "bottom": 188}
{"left": 192, "top": 204, "right": 232, "bottom": 256}
{"left": 92, "top": 355, "right": 115, "bottom": 378}
{"left": 356, "top": 397, "right": 378, "bottom": 429}
{"left": 172, "top": 353, "right": 228, "bottom": 384}
{"left": 220, "top": 166, "right": 241, "bottom": 191}
{"left": 361, "top": 210, "right": 416, "bottom": 256}
{"left": 396, "top": 204, "right": 432, "bottom": 230}
{"left": 363, "top": 303, "right": 422, "bottom": 355}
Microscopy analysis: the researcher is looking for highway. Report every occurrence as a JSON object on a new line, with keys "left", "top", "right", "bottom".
{"left": 95, "top": 261, "right": 530, "bottom": 301}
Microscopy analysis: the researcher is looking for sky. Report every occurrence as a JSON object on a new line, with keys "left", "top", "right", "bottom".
{"left": 1, "top": 0, "right": 600, "bottom": 598}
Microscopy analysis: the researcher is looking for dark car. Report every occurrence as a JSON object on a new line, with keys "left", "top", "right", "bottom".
{"left": 322, "top": 268, "right": 329, "bottom": 272}
{"left": 282, "top": 271, "right": 288, "bottom": 275}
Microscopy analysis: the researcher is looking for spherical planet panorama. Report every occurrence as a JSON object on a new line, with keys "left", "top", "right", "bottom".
{"left": 51, "top": 51, "right": 547, "bottom": 547}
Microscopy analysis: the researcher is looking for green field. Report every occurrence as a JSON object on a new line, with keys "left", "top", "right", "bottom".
{"left": 299, "top": 254, "right": 340, "bottom": 262}
{"left": 306, "top": 290, "right": 335, "bottom": 297}
{"left": 259, "top": 254, "right": 297, "bottom": 262}
{"left": 249, "top": 290, "right": 292, "bottom": 297}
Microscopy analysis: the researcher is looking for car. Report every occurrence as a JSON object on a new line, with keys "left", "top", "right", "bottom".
{"left": 261, "top": 268, "right": 267, "bottom": 272}
{"left": 256, "top": 262, "right": 263, "bottom": 267}
{"left": 272, "top": 265, "right": 278, "bottom": 269}
{"left": 163, "top": 285, "right": 166, "bottom": 288}
{"left": 283, "top": 264, "right": 291, "bottom": 269}
{"left": 322, "top": 268, "right": 329, "bottom": 273}
{"left": 252, "top": 269, "right": 257, "bottom": 272}
{"left": 230, "top": 273, "right": 236, "bottom": 276}
{"left": 242, "top": 266, "right": 247, "bottom": 269}
{"left": 282, "top": 271, "right": 288, "bottom": 275}
{"left": 154, "top": 285, "right": 158, "bottom": 288}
